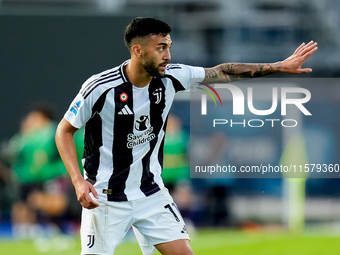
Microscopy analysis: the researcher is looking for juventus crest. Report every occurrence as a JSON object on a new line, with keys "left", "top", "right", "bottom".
{"left": 152, "top": 88, "right": 163, "bottom": 104}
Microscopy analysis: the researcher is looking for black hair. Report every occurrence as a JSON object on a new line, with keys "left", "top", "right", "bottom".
{"left": 124, "top": 17, "right": 171, "bottom": 49}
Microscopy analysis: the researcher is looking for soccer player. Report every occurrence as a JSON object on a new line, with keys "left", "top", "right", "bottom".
{"left": 55, "top": 17, "right": 317, "bottom": 255}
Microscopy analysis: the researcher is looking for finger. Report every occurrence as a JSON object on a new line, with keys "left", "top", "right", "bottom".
{"left": 298, "top": 68, "right": 313, "bottom": 73}
{"left": 87, "top": 200, "right": 100, "bottom": 209}
{"left": 78, "top": 196, "right": 90, "bottom": 208}
{"left": 300, "top": 45, "right": 318, "bottom": 60}
{"left": 84, "top": 195, "right": 100, "bottom": 209}
{"left": 296, "top": 41, "right": 316, "bottom": 55}
{"left": 305, "top": 40, "right": 315, "bottom": 47}
{"left": 299, "top": 42, "right": 317, "bottom": 56}
{"left": 90, "top": 185, "right": 99, "bottom": 199}
{"left": 301, "top": 42, "right": 317, "bottom": 53}
{"left": 294, "top": 42, "right": 306, "bottom": 54}
{"left": 77, "top": 191, "right": 99, "bottom": 208}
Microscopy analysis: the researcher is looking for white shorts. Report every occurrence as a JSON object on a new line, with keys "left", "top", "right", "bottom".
{"left": 80, "top": 188, "right": 189, "bottom": 255}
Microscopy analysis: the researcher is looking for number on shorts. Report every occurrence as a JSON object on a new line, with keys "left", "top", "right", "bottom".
{"left": 164, "top": 203, "right": 180, "bottom": 222}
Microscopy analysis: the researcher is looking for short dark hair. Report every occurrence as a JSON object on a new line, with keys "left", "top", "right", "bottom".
{"left": 124, "top": 17, "right": 171, "bottom": 49}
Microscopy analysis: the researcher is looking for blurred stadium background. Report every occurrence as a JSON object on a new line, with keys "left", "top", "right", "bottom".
{"left": 1, "top": 0, "right": 340, "bottom": 254}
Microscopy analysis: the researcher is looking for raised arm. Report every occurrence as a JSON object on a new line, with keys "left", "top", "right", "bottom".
{"left": 203, "top": 40, "right": 318, "bottom": 83}
{"left": 55, "top": 118, "right": 99, "bottom": 209}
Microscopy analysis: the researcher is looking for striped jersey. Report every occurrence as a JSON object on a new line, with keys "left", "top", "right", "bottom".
{"left": 64, "top": 60, "right": 205, "bottom": 201}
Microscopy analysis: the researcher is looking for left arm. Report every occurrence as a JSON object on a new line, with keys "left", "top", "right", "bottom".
{"left": 203, "top": 40, "right": 318, "bottom": 84}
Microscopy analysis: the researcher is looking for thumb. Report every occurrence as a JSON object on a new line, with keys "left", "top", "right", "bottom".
{"left": 300, "top": 68, "right": 312, "bottom": 73}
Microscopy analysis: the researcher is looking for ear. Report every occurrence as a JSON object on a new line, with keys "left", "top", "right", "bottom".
{"left": 131, "top": 44, "right": 142, "bottom": 57}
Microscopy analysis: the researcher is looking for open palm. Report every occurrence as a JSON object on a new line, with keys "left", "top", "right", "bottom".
{"left": 282, "top": 41, "right": 318, "bottom": 74}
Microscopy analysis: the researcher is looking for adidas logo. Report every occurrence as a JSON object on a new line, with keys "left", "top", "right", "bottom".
{"left": 181, "top": 225, "right": 188, "bottom": 234}
{"left": 118, "top": 105, "right": 133, "bottom": 115}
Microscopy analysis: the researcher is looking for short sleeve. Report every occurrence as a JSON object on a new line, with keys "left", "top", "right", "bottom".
{"left": 164, "top": 64, "right": 205, "bottom": 91}
{"left": 64, "top": 92, "right": 93, "bottom": 129}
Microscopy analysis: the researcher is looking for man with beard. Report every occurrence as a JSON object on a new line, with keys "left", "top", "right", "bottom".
{"left": 55, "top": 17, "right": 317, "bottom": 255}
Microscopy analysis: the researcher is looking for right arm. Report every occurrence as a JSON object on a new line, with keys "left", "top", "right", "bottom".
{"left": 202, "top": 41, "right": 317, "bottom": 84}
{"left": 55, "top": 118, "right": 99, "bottom": 209}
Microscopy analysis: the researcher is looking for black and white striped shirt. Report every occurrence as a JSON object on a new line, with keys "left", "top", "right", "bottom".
{"left": 64, "top": 60, "right": 205, "bottom": 201}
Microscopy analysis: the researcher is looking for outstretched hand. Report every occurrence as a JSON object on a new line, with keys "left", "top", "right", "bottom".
{"left": 281, "top": 40, "right": 318, "bottom": 74}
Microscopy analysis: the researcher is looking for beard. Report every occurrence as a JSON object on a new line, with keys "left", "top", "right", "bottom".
{"left": 141, "top": 56, "right": 166, "bottom": 78}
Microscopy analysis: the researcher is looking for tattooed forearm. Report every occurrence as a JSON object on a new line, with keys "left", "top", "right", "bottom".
{"left": 205, "top": 68, "right": 220, "bottom": 80}
{"left": 203, "top": 62, "right": 282, "bottom": 83}
{"left": 222, "top": 63, "right": 281, "bottom": 77}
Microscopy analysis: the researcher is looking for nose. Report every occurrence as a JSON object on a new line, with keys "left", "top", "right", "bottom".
{"left": 164, "top": 49, "right": 171, "bottom": 61}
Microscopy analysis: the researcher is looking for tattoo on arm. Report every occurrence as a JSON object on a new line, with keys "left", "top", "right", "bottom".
{"left": 204, "top": 62, "right": 282, "bottom": 83}
{"left": 205, "top": 68, "right": 220, "bottom": 80}
{"left": 221, "top": 63, "right": 281, "bottom": 78}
